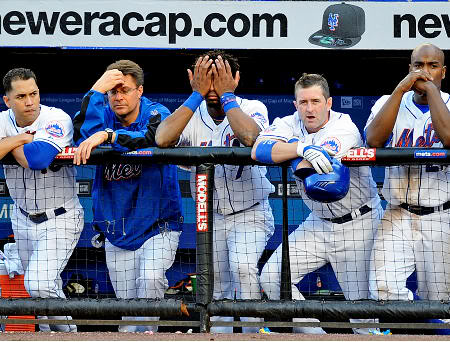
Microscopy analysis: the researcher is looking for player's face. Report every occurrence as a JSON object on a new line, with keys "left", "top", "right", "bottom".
{"left": 205, "top": 74, "right": 220, "bottom": 106}
{"left": 108, "top": 74, "right": 143, "bottom": 122}
{"left": 3, "top": 78, "right": 40, "bottom": 127}
{"left": 410, "top": 45, "right": 446, "bottom": 91}
{"left": 294, "top": 85, "right": 332, "bottom": 133}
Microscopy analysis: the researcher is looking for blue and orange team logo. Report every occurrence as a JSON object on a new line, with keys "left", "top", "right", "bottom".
{"left": 250, "top": 112, "right": 267, "bottom": 125}
{"left": 45, "top": 121, "right": 65, "bottom": 138}
{"left": 321, "top": 138, "right": 341, "bottom": 154}
{"left": 328, "top": 13, "right": 339, "bottom": 31}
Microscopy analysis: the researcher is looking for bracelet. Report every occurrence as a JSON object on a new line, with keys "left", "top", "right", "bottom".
{"left": 183, "top": 91, "right": 203, "bottom": 112}
{"left": 220, "top": 92, "right": 239, "bottom": 112}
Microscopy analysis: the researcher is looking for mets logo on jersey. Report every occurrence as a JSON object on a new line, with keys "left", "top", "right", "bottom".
{"left": 321, "top": 137, "right": 341, "bottom": 154}
{"left": 328, "top": 13, "right": 339, "bottom": 31}
{"left": 250, "top": 112, "right": 267, "bottom": 125}
{"left": 262, "top": 125, "right": 277, "bottom": 134}
{"left": 45, "top": 121, "right": 65, "bottom": 138}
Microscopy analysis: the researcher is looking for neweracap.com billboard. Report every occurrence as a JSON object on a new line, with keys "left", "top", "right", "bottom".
{"left": 0, "top": 1, "right": 449, "bottom": 49}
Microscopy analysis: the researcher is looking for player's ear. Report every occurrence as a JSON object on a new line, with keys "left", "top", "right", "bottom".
{"left": 442, "top": 65, "right": 446, "bottom": 80}
{"left": 137, "top": 85, "right": 143, "bottom": 98}
{"left": 3, "top": 95, "right": 10, "bottom": 108}
{"left": 293, "top": 100, "right": 299, "bottom": 111}
{"left": 326, "top": 96, "right": 332, "bottom": 111}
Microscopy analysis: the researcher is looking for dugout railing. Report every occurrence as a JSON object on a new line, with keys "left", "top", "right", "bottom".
{"left": 0, "top": 146, "right": 449, "bottom": 333}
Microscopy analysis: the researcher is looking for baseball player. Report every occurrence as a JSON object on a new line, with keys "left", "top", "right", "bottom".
{"left": 365, "top": 44, "right": 450, "bottom": 306}
{"left": 73, "top": 60, "right": 183, "bottom": 333}
{"left": 252, "top": 73, "right": 383, "bottom": 334}
{"left": 0, "top": 68, "right": 83, "bottom": 332}
{"left": 155, "top": 50, "right": 275, "bottom": 333}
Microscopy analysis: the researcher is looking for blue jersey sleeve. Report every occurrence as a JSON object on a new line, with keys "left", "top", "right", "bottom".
{"left": 73, "top": 90, "right": 109, "bottom": 145}
{"left": 23, "top": 141, "right": 60, "bottom": 170}
{"left": 112, "top": 104, "right": 170, "bottom": 152}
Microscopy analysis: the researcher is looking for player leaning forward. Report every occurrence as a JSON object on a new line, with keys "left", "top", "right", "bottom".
{"left": 252, "top": 73, "right": 383, "bottom": 334}
{"left": 0, "top": 68, "right": 83, "bottom": 332}
{"left": 73, "top": 60, "right": 183, "bottom": 332}
{"left": 156, "top": 50, "right": 274, "bottom": 333}
{"left": 365, "top": 43, "right": 450, "bottom": 306}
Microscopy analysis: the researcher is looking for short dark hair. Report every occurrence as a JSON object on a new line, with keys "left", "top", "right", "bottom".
{"left": 294, "top": 73, "right": 330, "bottom": 100}
{"left": 194, "top": 50, "right": 240, "bottom": 75}
{"left": 106, "top": 60, "right": 144, "bottom": 87}
{"left": 3, "top": 68, "right": 37, "bottom": 94}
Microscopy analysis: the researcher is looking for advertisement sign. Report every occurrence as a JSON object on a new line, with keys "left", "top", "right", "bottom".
{"left": 0, "top": 1, "right": 448, "bottom": 49}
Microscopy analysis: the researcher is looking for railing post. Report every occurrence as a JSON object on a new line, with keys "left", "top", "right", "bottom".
{"left": 279, "top": 165, "right": 292, "bottom": 333}
{"left": 195, "top": 164, "right": 215, "bottom": 333}
{"left": 280, "top": 165, "right": 292, "bottom": 301}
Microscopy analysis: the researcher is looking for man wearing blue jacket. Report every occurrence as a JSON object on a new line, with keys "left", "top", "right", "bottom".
{"left": 72, "top": 60, "right": 183, "bottom": 333}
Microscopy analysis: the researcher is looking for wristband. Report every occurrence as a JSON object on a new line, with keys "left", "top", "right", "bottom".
{"left": 290, "top": 156, "right": 304, "bottom": 173}
{"left": 220, "top": 92, "right": 239, "bottom": 112}
{"left": 254, "top": 140, "right": 277, "bottom": 164}
{"left": 183, "top": 91, "right": 203, "bottom": 112}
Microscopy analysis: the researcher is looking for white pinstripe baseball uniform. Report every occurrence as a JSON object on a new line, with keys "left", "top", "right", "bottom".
{"left": 0, "top": 105, "right": 83, "bottom": 332}
{"left": 259, "top": 109, "right": 383, "bottom": 334}
{"left": 366, "top": 91, "right": 450, "bottom": 302}
{"left": 178, "top": 97, "right": 275, "bottom": 333}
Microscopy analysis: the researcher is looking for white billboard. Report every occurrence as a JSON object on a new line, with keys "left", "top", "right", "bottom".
{"left": 0, "top": 1, "right": 448, "bottom": 49}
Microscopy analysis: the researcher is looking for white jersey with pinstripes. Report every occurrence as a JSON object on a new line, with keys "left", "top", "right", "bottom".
{"left": 178, "top": 96, "right": 275, "bottom": 215}
{"left": 365, "top": 91, "right": 450, "bottom": 207}
{"left": 259, "top": 109, "right": 380, "bottom": 218}
{"left": 0, "top": 105, "right": 78, "bottom": 212}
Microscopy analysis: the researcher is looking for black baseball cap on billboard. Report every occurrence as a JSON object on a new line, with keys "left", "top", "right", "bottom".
{"left": 308, "top": 3, "right": 365, "bottom": 49}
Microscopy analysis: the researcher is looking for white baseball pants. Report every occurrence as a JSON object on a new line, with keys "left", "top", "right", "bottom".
{"left": 211, "top": 201, "right": 274, "bottom": 333}
{"left": 369, "top": 204, "right": 450, "bottom": 302}
{"left": 105, "top": 230, "right": 181, "bottom": 333}
{"left": 261, "top": 203, "right": 383, "bottom": 334}
{"left": 11, "top": 204, "right": 84, "bottom": 332}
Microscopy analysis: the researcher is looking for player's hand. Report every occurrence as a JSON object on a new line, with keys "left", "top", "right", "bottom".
{"left": 19, "top": 132, "right": 35, "bottom": 144}
{"left": 212, "top": 55, "right": 239, "bottom": 97}
{"left": 297, "top": 143, "right": 335, "bottom": 174}
{"left": 73, "top": 131, "right": 108, "bottom": 165}
{"left": 92, "top": 69, "right": 125, "bottom": 94}
{"left": 396, "top": 69, "right": 433, "bottom": 94}
{"left": 188, "top": 56, "right": 213, "bottom": 97}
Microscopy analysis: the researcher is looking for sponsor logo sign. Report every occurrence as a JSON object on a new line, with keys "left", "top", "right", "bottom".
{"left": 342, "top": 148, "right": 376, "bottom": 161}
{"left": 414, "top": 150, "right": 446, "bottom": 158}
{"left": 55, "top": 146, "right": 77, "bottom": 159}
{"left": 1, "top": 2, "right": 450, "bottom": 49}
{"left": 196, "top": 174, "right": 208, "bottom": 232}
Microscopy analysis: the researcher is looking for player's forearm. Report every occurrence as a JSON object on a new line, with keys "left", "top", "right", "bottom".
{"left": 156, "top": 107, "right": 193, "bottom": 147}
{"left": 271, "top": 141, "right": 298, "bottom": 162}
{"left": 426, "top": 85, "right": 450, "bottom": 147}
{"left": 366, "top": 90, "right": 404, "bottom": 147}
{"left": 11, "top": 146, "right": 29, "bottom": 168}
{"left": 0, "top": 135, "right": 32, "bottom": 160}
{"left": 251, "top": 138, "right": 297, "bottom": 163}
{"left": 226, "top": 108, "right": 261, "bottom": 146}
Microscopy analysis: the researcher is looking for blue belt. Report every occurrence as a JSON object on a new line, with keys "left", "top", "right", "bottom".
{"left": 19, "top": 207, "right": 67, "bottom": 224}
